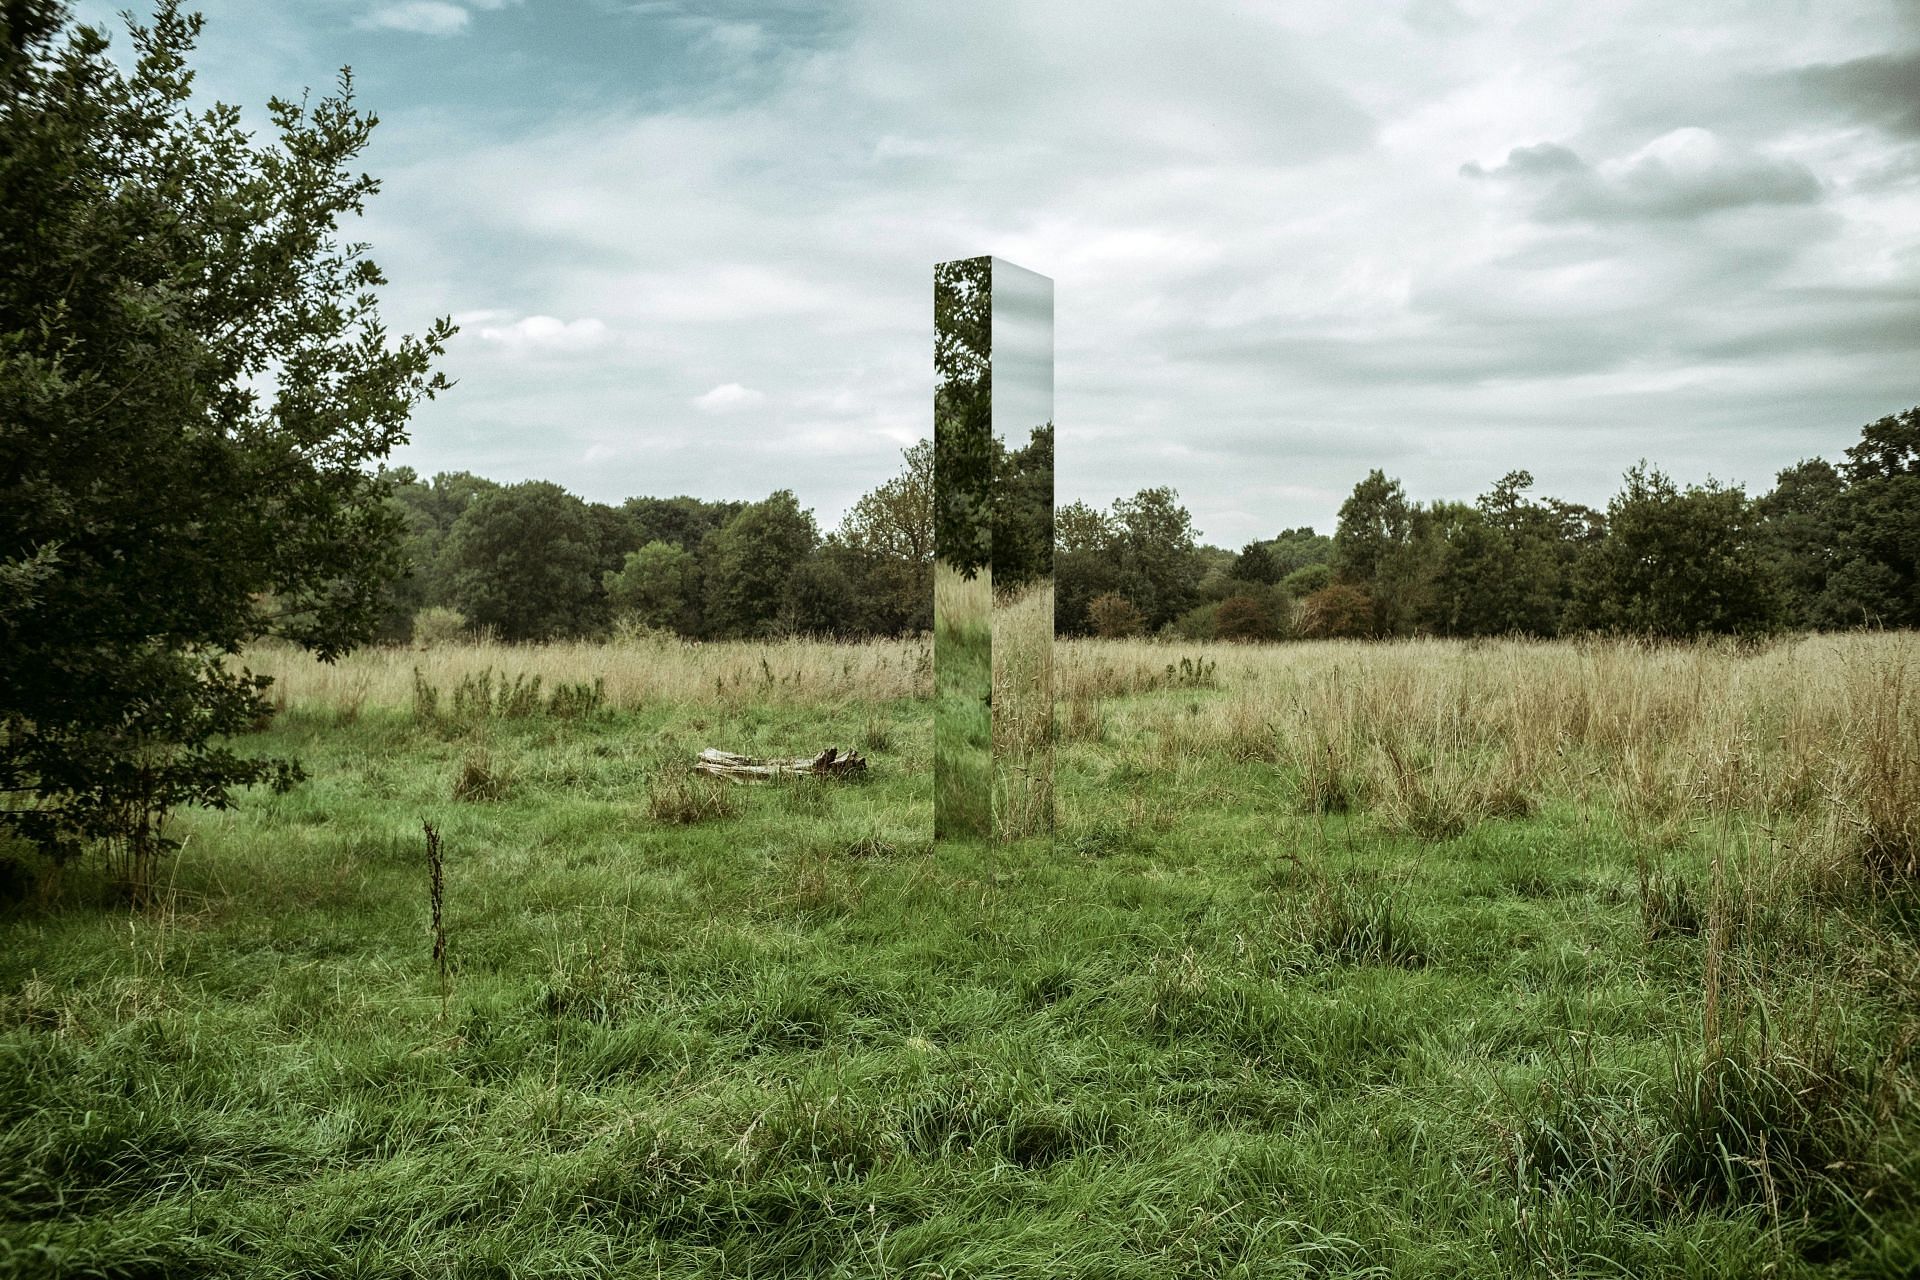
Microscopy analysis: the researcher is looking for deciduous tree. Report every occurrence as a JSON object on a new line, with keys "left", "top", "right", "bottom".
{"left": 1333, "top": 470, "right": 1424, "bottom": 634}
{"left": 604, "top": 540, "right": 698, "bottom": 633}
{"left": 839, "top": 438, "right": 933, "bottom": 632}
{"left": 0, "top": 2, "right": 451, "bottom": 881}
{"left": 1568, "top": 462, "right": 1774, "bottom": 636}
{"left": 443, "top": 483, "right": 601, "bottom": 641}
{"left": 1111, "top": 487, "right": 1200, "bottom": 630}
{"left": 1831, "top": 407, "right": 1919, "bottom": 628}
{"left": 700, "top": 490, "right": 818, "bottom": 638}
{"left": 993, "top": 424, "right": 1054, "bottom": 592}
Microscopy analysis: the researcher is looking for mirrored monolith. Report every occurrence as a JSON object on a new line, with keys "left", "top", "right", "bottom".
{"left": 934, "top": 257, "right": 1053, "bottom": 842}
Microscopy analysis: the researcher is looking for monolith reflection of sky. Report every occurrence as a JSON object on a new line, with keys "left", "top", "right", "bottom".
{"left": 991, "top": 260, "right": 1053, "bottom": 448}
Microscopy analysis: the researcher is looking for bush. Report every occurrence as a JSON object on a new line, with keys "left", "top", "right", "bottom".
{"left": 411, "top": 607, "right": 469, "bottom": 647}
{"left": 0, "top": 6, "right": 450, "bottom": 891}
{"left": 1169, "top": 601, "right": 1220, "bottom": 641}
{"left": 1299, "top": 584, "right": 1374, "bottom": 639}
{"left": 609, "top": 613, "right": 680, "bottom": 647}
{"left": 1088, "top": 592, "right": 1146, "bottom": 639}
{"left": 1214, "top": 594, "right": 1279, "bottom": 642}
{"left": 1281, "top": 563, "right": 1333, "bottom": 598}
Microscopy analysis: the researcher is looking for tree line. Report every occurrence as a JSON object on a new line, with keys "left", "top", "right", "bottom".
{"left": 1062, "top": 407, "right": 1918, "bottom": 641}
{"left": 378, "top": 405, "right": 1915, "bottom": 647}
{"left": 375, "top": 426, "right": 1052, "bottom": 644}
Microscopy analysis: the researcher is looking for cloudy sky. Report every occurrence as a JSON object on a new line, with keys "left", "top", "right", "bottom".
{"left": 76, "top": 0, "right": 1920, "bottom": 547}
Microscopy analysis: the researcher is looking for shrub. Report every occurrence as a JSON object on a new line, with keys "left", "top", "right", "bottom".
{"left": 1088, "top": 592, "right": 1146, "bottom": 638}
{"left": 411, "top": 607, "right": 469, "bottom": 647}
{"left": 1214, "top": 594, "right": 1279, "bottom": 642}
{"left": 1299, "top": 584, "right": 1374, "bottom": 639}
{"left": 1169, "top": 601, "right": 1220, "bottom": 641}
{"left": 1281, "top": 563, "right": 1333, "bottom": 598}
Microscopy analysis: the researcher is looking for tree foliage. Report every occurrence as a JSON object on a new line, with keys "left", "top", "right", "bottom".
{"left": 1232, "top": 542, "right": 1280, "bottom": 586}
{"left": 933, "top": 256, "right": 992, "bottom": 579}
{"left": 1299, "top": 584, "right": 1375, "bottom": 639}
{"left": 442, "top": 482, "right": 601, "bottom": 642}
{"left": 1332, "top": 470, "right": 1430, "bottom": 635}
{"left": 1429, "top": 472, "right": 1573, "bottom": 637}
{"left": 361, "top": 402, "right": 1916, "bottom": 646}
{"left": 368, "top": 407, "right": 1915, "bottom": 647}
{"left": 1831, "top": 407, "right": 1919, "bottom": 628}
{"left": 1111, "top": 487, "right": 1201, "bottom": 629}
{"left": 993, "top": 423, "right": 1054, "bottom": 592}
{"left": 700, "top": 490, "right": 818, "bottom": 639}
{"left": 1214, "top": 594, "right": 1279, "bottom": 642}
{"left": 604, "top": 540, "right": 697, "bottom": 633}
{"left": 841, "top": 439, "right": 933, "bottom": 566}
{"left": 1567, "top": 463, "right": 1772, "bottom": 636}
{"left": 1053, "top": 488, "right": 1201, "bottom": 635}
{"left": 838, "top": 439, "right": 933, "bottom": 634}
{"left": 0, "top": 2, "right": 450, "bottom": 874}
{"left": 1087, "top": 592, "right": 1146, "bottom": 638}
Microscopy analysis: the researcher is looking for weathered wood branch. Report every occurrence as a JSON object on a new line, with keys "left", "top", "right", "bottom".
{"left": 694, "top": 747, "right": 868, "bottom": 784}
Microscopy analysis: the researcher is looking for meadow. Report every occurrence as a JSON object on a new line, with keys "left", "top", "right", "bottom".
{"left": 2, "top": 631, "right": 1917, "bottom": 1277}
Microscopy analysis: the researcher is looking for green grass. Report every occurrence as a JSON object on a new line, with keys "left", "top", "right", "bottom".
{"left": 935, "top": 562, "right": 991, "bottom": 841}
{"left": 2, "top": 653, "right": 1918, "bottom": 1277}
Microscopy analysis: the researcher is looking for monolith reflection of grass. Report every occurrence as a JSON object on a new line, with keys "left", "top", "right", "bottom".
{"left": 934, "top": 560, "right": 990, "bottom": 840}
{"left": 992, "top": 578, "right": 1053, "bottom": 840}
{"left": 1, "top": 632, "right": 1917, "bottom": 1276}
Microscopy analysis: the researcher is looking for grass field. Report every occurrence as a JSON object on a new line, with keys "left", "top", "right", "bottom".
{"left": 3, "top": 632, "right": 1918, "bottom": 1276}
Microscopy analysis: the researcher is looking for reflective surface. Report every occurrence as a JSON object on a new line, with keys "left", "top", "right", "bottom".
{"left": 988, "top": 261, "right": 1053, "bottom": 841}
{"left": 933, "top": 256, "right": 1052, "bottom": 843}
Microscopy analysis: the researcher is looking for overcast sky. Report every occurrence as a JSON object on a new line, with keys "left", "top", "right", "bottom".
{"left": 76, "top": 0, "right": 1920, "bottom": 547}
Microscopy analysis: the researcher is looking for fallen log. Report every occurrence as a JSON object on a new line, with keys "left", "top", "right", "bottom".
{"left": 694, "top": 746, "right": 868, "bottom": 784}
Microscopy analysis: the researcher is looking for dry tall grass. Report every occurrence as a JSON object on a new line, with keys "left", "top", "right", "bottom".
{"left": 992, "top": 579, "right": 1054, "bottom": 840}
{"left": 934, "top": 560, "right": 991, "bottom": 637}
{"left": 247, "top": 626, "right": 1919, "bottom": 882}
{"left": 1061, "top": 631, "right": 1920, "bottom": 887}
{"left": 244, "top": 632, "right": 931, "bottom": 712}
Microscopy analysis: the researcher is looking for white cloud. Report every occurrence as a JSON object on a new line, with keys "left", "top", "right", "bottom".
{"left": 1464, "top": 128, "right": 1823, "bottom": 222}
{"left": 359, "top": 2, "right": 470, "bottom": 36}
{"left": 692, "top": 383, "right": 767, "bottom": 413}
{"left": 348, "top": 0, "right": 1920, "bottom": 543}
{"left": 470, "top": 315, "right": 610, "bottom": 352}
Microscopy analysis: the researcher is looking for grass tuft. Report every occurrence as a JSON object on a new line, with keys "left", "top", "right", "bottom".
{"left": 646, "top": 765, "right": 740, "bottom": 826}
{"left": 450, "top": 743, "right": 513, "bottom": 801}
